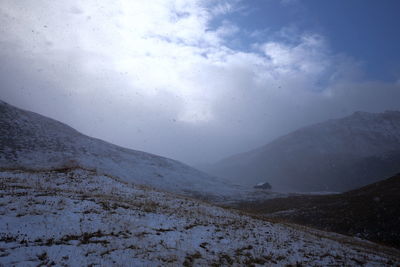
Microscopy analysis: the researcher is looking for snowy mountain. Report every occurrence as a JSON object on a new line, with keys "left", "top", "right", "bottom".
{"left": 1, "top": 168, "right": 398, "bottom": 266}
{"left": 0, "top": 100, "right": 260, "bottom": 201}
{"left": 204, "top": 111, "right": 400, "bottom": 192}
{"left": 1, "top": 100, "right": 399, "bottom": 265}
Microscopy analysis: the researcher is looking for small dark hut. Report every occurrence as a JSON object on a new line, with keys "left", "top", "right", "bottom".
{"left": 254, "top": 182, "right": 272, "bottom": 190}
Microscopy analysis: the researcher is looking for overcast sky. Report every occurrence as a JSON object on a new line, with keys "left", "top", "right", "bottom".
{"left": 1, "top": 0, "right": 400, "bottom": 165}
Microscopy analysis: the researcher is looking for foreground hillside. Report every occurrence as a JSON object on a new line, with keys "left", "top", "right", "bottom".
{"left": 236, "top": 173, "right": 400, "bottom": 248}
{"left": 0, "top": 100, "right": 258, "bottom": 201}
{"left": 204, "top": 111, "right": 400, "bottom": 192}
{"left": 1, "top": 168, "right": 399, "bottom": 266}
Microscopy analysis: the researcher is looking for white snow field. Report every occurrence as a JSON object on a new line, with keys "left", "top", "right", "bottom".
{"left": 0, "top": 168, "right": 399, "bottom": 266}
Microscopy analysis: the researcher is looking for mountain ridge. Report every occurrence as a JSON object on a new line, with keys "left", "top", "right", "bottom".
{"left": 204, "top": 110, "right": 400, "bottom": 192}
{"left": 0, "top": 100, "right": 256, "bottom": 201}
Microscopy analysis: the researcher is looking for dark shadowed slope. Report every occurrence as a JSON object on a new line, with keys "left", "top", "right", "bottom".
{"left": 204, "top": 111, "right": 400, "bottom": 192}
{"left": 235, "top": 173, "right": 400, "bottom": 248}
{"left": 0, "top": 100, "right": 255, "bottom": 201}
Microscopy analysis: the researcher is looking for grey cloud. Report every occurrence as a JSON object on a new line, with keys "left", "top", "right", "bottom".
{"left": 1, "top": 1, "right": 400, "bottom": 166}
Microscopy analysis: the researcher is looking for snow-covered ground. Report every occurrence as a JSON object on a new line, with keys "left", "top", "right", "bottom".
{"left": 1, "top": 168, "right": 398, "bottom": 266}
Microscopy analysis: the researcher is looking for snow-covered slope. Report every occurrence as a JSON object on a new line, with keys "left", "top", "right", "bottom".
{"left": 0, "top": 100, "right": 259, "bottom": 201}
{"left": 1, "top": 169, "right": 398, "bottom": 266}
{"left": 205, "top": 111, "right": 400, "bottom": 192}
